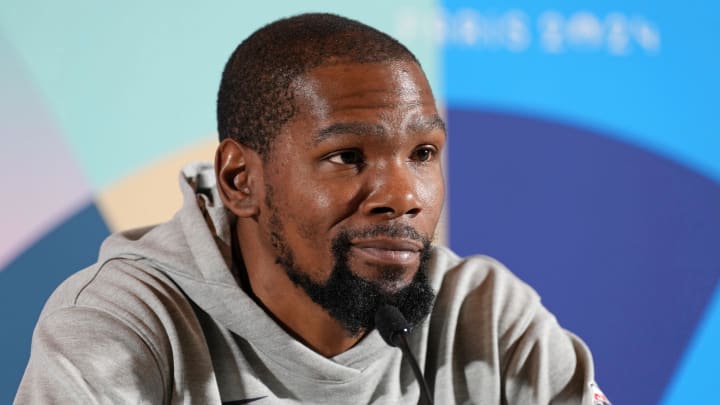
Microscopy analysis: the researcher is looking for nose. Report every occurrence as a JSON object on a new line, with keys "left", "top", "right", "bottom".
{"left": 361, "top": 163, "right": 422, "bottom": 219}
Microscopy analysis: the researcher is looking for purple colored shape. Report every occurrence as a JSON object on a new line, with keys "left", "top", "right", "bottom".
{"left": 447, "top": 108, "right": 720, "bottom": 405}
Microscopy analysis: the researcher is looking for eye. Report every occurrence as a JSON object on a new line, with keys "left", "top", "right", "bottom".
{"left": 411, "top": 145, "right": 437, "bottom": 162}
{"left": 327, "top": 150, "right": 364, "bottom": 165}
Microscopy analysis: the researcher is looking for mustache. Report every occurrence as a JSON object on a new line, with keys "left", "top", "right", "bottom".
{"left": 333, "top": 224, "right": 432, "bottom": 250}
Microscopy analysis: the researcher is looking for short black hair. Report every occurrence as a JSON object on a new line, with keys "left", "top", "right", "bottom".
{"left": 217, "top": 13, "right": 420, "bottom": 156}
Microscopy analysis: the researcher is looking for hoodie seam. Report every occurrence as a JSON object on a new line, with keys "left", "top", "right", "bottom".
{"left": 71, "top": 256, "right": 144, "bottom": 306}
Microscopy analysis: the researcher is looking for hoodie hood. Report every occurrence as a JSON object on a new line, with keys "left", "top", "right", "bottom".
{"left": 99, "top": 162, "right": 237, "bottom": 288}
{"left": 96, "top": 162, "right": 392, "bottom": 380}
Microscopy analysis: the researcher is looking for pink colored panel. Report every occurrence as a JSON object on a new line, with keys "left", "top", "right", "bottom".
{"left": 0, "top": 36, "right": 93, "bottom": 270}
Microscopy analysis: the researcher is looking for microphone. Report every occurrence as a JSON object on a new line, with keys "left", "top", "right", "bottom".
{"left": 375, "top": 305, "right": 434, "bottom": 405}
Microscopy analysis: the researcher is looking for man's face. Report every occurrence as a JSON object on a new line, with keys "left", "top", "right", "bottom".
{"left": 259, "top": 60, "right": 446, "bottom": 335}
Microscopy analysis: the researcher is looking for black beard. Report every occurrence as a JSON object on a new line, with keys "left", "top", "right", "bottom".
{"left": 275, "top": 223, "right": 436, "bottom": 337}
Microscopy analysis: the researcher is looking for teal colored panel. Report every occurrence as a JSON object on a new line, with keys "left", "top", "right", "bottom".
{"left": 0, "top": 1, "right": 438, "bottom": 190}
{"left": 660, "top": 280, "right": 720, "bottom": 405}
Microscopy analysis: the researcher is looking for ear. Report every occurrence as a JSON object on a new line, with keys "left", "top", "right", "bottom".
{"left": 215, "top": 138, "right": 263, "bottom": 218}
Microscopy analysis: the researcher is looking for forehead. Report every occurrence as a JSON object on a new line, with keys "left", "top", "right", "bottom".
{"left": 289, "top": 61, "right": 438, "bottom": 129}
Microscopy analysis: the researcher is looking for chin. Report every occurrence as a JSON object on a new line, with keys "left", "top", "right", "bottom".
{"left": 352, "top": 261, "right": 419, "bottom": 294}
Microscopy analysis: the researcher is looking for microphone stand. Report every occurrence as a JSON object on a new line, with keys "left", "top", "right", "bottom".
{"left": 396, "top": 332, "right": 434, "bottom": 405}
{"left": 375, "top": 305, "right": 434, "bottom": 405}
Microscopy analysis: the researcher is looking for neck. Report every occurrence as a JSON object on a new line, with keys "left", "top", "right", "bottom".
{"left": 233, "top": 222, "right": 363, "bottom": 357}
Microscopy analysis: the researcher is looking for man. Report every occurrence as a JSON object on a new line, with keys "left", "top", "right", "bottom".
{"left": 16, "top": 13, "right": 610, "bottom": 404}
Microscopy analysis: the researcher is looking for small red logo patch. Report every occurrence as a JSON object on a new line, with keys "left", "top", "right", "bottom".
{"left": 591, "top": 382, "right": 611, "bottom": 405}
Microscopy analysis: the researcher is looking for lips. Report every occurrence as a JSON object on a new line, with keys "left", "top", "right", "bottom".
{"left": 350, "top": 239, "right": 422, "bottom": 265}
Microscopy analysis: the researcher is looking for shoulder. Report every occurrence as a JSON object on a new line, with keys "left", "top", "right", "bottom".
{"left": 426, "top": 246, "right": 599, "bottom": 404}
{"left": 43, "top": 256, "right": 188, "bottom": 321}
{"left": 37, "top": 256, "right": 198, "bottom": 364}
{"left": 427, "top": 246, "right": 548, "bottom": 349}
{"left": 429, "top": 245, "right": 539, "bottom": 308}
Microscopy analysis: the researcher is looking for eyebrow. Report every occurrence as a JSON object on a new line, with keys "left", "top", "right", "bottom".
{"left": 315, "top": 123, "right": 385, "bottom": 144}
{"left": 409, "top": 115, "right": 446, "bottom": 134}
{"left": 313, "top": 115, "right": 446, "bottom": 145}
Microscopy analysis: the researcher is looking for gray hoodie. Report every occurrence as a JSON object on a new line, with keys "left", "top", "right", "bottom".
{"left": 15, "top": 163, "right": 607, "bottom": 404}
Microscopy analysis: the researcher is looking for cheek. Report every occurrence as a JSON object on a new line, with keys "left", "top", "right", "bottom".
{"left": 281, "top": 182, "right": 339, "bottom": 241}
{"left": 417, "top": 169, "right": 445, "bottom": 213}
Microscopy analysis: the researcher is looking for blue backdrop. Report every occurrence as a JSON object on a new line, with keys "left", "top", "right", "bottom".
{"left": 441, "top": 2, "right": 720, "bottom": 404}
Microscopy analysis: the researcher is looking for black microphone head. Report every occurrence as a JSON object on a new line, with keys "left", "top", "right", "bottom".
{"left": 375, "top": 304, "right": 410, "bottom": 347}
